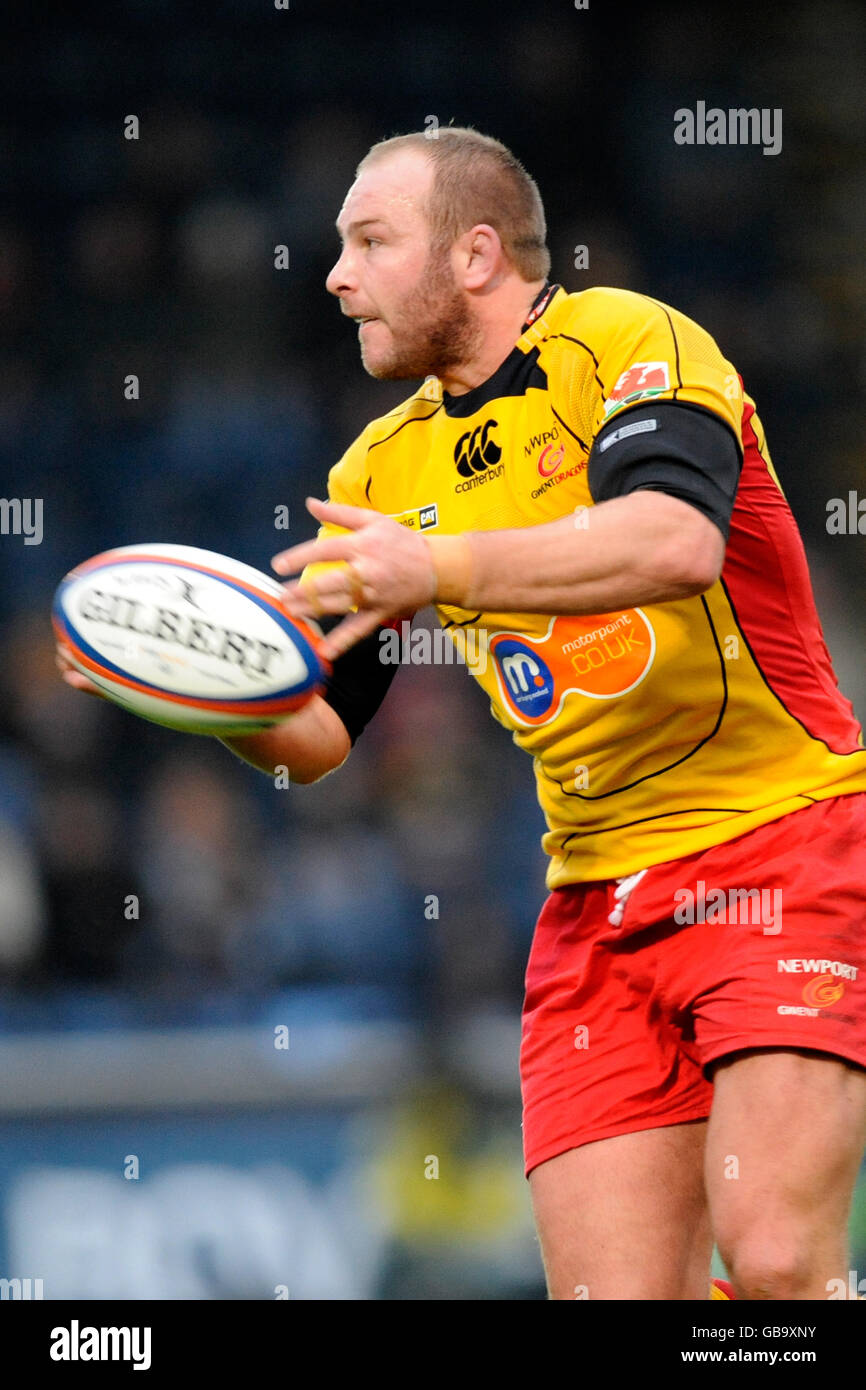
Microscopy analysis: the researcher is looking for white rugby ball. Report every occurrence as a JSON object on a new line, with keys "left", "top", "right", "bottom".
{"left": 53, "top": 543, "right": 329, "bottom": 734}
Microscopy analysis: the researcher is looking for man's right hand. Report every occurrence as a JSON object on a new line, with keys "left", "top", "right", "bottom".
{"left": 55, "top": 644, "right": 108, "bottom": 699}
{"left": 56, "top": 639, "right": 350, "bottom": 783}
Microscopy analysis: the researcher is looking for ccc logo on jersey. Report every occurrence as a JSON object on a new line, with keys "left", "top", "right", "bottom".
{"left": 454, "top": 419, "right": 501, "bottom": 477}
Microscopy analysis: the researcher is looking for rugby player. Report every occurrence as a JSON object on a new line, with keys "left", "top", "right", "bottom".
{"left": 62, "top": 128, "right": 866, "bottom": 1300}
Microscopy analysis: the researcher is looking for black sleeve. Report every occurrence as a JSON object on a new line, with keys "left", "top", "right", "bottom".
{"left": 587, "top": 401, "right": 743, "bottom": 539}
{"left": 318, "top": 617, "right": 405, "bottom": 745}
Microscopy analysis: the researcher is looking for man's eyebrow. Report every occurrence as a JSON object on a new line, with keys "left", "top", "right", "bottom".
{"left": 336, "top": 216, "right": 389, "bottom": 241}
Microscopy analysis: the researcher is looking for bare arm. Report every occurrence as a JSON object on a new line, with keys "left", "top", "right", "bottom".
{"left": 56, "top": 650, "right": 351, "bottom": 784}
{"left": 218, "top": 695, "right": 350, "bottom": 783}
{"left": 458, "top": 491, "right": 724, "bottom": 614}
{"left": 273, "top": 490, "right": 725, "bottom": 659}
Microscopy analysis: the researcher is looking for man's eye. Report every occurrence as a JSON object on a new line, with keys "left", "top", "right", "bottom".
{"left": 364, "top": 237, "right": 381, "bottom": 248}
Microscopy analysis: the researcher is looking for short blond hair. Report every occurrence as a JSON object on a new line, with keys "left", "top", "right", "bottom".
{"left": 359, "top": 126, "right": 550, "bottom": 282}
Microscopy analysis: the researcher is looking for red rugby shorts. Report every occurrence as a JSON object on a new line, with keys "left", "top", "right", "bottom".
{"left": 521, "top": 794, "right": 866, "bottom": 1177}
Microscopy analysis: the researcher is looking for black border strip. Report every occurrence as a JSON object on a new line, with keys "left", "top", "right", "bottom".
{"left": 552, "top": 593, "right": 729, "bottom": 814}
{"left": 366, "top": 405, "right": 443, "bottom": 451}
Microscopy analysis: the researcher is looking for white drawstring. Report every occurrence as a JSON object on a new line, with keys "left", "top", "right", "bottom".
{"left": 607, "top": 868, "right": 648, "bottom": 926}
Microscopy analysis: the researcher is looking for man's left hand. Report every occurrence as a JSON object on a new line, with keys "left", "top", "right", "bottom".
{"left": 272, "top": 497, "right": 437, "bottom": 659}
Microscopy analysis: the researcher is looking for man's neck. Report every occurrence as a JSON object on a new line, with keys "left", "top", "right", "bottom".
{"left": 441, "top": 277, "right": 548, "bottom": 396}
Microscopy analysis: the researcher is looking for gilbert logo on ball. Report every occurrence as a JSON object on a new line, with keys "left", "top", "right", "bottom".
{"left": 53, "top": 543, "right": 329, "bottom": 734}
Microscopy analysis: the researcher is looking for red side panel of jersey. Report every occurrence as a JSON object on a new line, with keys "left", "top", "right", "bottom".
{"left": 721, "top": 398, "right": 863, "bottom": 755}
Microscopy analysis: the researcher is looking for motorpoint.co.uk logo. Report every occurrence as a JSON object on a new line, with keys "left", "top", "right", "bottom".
{"left": 490, "top": 611, "right": 656, "bottom": 727}
{"left": 491, "top": 638, "right": 556, "bottom": 721}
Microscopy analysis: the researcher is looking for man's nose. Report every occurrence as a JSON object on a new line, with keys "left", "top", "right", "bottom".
{"left": 326, "top": 248, "right": 356, "bottom": 298}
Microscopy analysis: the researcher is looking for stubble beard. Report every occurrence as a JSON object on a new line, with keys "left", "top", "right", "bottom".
{"left": 360, "top": 244, "right": 481, "bottom": 382}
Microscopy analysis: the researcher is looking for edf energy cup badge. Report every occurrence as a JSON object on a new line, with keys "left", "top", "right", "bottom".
{"left": 490, "top": 610, "right": 656, "bottom": 727}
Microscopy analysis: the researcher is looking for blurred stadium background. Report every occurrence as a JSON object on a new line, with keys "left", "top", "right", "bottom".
{"left": 1, "top": 0, "right": 864, "bottom": 1299}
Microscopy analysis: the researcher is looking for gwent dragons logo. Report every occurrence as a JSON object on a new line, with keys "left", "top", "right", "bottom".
{"left": 777, "top": 958, "right": 857, "bottom": 1015}
{"left": 453, "top": 419, "right": 504, "bottom": 493}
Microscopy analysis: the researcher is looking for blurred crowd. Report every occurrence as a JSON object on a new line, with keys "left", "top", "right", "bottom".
{"left": 1, "top": 0, "right": 865, "bottom": 1024}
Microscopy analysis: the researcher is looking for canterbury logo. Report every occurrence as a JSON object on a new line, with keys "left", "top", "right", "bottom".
{"left": 454, "top": 419, "right": 501, "bottom": 477}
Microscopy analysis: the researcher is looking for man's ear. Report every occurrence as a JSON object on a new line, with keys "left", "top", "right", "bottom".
{"left": 457, "top": 223, "right": 505, "bottom": 290}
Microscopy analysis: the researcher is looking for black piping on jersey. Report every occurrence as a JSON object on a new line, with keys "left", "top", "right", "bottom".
{"left": 547, "top": 333, "right": 607, "bottom": 397}
{"left": 559, "top": 802, "right": 775, "bottom": 858}
{"left": 749, "top": 420, "right": 773, "bottom": 473}
{"left": 550, "top": 403, "right": 588, "bottom": 451}
{"left": 441, "top": 612, "right": 482, "bottom": 630}
{"left": 356, "top": 284, "right": 554, "bottom": 473}
{"left": 366, "top": 404, "right": 443, "bottom": 453}
{"left": 552, "top": 593, "right": 729, "bottom": 817}
{"left": 383, "top": 398, "right": 418, "bottom": 420}
{"left": 742, "top": 397, "right": 777, "bottom": 488}
{"left": 645, "top": 296, "right": 683, "bottom": 400}
{"left": 718, "top": 573, "right": 862, "bottom": 760}
{"left": 441, "top": 345, "right": 547, "bottom": 418}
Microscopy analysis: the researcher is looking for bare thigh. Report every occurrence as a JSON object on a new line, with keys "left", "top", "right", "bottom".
{"left": 529, "top": 1119, "right": 712, "bottom": 1300}
{"left": 706, "top": 1048, "right": 866, "bottom": 1299}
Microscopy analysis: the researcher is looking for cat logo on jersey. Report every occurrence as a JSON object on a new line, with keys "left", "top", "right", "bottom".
{"left": 389, "top": 503, "right": 439, "bottom": 531}
{"left": 491, "top": 610, "right": 656, "bottom": 727}
{"left": 603, "top": 361, "right": 671, "bottom": 419}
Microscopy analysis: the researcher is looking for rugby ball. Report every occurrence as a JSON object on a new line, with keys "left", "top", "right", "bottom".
{"left": 52, "top": 543, "right": 330, "bottom": 734}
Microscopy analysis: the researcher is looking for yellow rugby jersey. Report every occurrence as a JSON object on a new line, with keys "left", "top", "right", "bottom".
{"left": 318, "top": 285, "right": 866, "bottom": 887}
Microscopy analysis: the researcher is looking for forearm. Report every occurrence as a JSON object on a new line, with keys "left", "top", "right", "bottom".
{"left": 433, "top": 491, "right": 725, "bottom": 615}
{"left": 272, "top": 488, "right": 727, "bottom": 660}
{"left": 218, "top": 693, "right": 350, "bottom": 783}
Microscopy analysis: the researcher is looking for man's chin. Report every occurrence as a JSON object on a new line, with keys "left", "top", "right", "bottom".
{"left": 361, "top": 351, "right": 423, "bottom": 382}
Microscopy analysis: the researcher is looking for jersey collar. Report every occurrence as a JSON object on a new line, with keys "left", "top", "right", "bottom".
{"left": 440, "top": 282, "right": 564, "bottom": 418}
{"left": 522, "top": 281, "right": 560, "bottom": 330}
